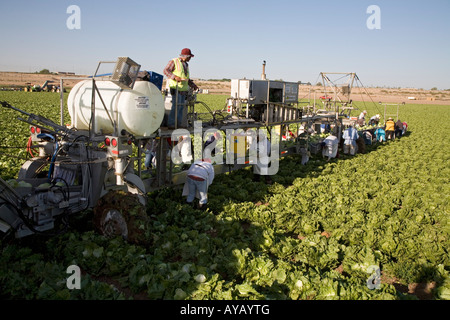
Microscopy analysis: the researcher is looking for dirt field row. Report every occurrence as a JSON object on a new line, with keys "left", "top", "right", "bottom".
{"left": 1, "top": 72, "right": 449, "bottom": 105}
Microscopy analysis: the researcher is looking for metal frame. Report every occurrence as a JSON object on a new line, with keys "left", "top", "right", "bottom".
{"left": 56, "top": 68, "right": 348, "bottom": 194}
{"left": 319, "top": 72, "right": 357, "bottom": 114}
{"left": 131, "top": 102, "right": 341, "bottom": 192}
{"left": 383, "top": 103, "right": 399, "bottom": 122}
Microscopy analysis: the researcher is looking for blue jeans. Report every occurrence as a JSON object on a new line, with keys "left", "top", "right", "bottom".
{"left": 186, "top": 177, "right": 208, "bottom": 204}
{"left": 144, "top": 150, "right": 155, "bottom": 169}
{"left": 168, "top": 91, "right": 186, "bottom": 128}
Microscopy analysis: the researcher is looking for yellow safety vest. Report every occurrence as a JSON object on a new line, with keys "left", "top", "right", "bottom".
{"left": 385, "top": 120, "right": 395, "bottom": 131}
{"left": 168, "top": 58, "right": 189, "bottom": 91}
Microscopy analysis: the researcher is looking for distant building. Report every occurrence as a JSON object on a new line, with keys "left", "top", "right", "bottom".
{"left": 57, "top": 71, "right": 76, "bottom": 75}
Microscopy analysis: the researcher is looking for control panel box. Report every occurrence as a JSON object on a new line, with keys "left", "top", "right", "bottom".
{"left": 230, "top": 79, "right": 299, "bottom": 105}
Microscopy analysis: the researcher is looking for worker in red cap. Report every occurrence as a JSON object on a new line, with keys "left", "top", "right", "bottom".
{"left": 163, "top": 48, "right": 199, "bottom": 129}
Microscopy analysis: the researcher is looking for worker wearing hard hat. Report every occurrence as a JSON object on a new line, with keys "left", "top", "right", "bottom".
{"left": 163, "top": 48, "right": 199, "bottom": 129}
{"left": 385, "top": 117, "right": 396, "bottom": 140}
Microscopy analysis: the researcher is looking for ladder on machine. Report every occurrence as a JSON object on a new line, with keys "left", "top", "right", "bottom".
{"left": 383, "top": 103, "right": 399, "bottom": 122}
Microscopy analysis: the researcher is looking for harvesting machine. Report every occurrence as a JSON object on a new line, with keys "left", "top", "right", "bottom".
{"left": 0, "top": 57, "right": 348, "bottom": 243}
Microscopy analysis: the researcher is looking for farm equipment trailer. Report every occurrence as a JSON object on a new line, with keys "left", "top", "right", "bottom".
{"left": 0, "top": 57, "right": 357, "bottom": 243}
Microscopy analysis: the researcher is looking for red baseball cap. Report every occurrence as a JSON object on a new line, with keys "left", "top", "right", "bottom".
{"left": 181, "top": 48, "right": 194, "bottom": 57}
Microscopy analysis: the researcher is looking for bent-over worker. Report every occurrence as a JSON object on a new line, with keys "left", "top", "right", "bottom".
{"left": 369, "top": 114, "right": 381, "bottom": 126}
{"left": 385, "top": 117, "right": 396, "bottom": 140}
{"left": 183, "top": 159, "right": 214, "bottom": 211}
{"left": 395, "top": 120, "right": 404, "bottom": 138}
{"left": 374, "top": 127, "right": 386, "bottom": 142}
{"left": 321, "top": 133, "right": 339, "bottom": 161}
{"left": 357, "top": 110, "right": 367, "bottom": 126}
{"left": 402, "top": 122, "right": 408, "bottom": 135}
{"left": 343, "top": 126, "right": 359, "bottom": 155}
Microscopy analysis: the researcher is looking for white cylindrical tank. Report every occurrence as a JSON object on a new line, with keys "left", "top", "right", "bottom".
{"left": 67, "top": 80, "right": 164, "bottom": 136}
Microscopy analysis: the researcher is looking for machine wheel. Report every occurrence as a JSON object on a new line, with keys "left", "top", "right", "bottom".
{"left": 17, "top": 157, "right": 48, "bottom": 179}
{"left": 93, "top": 190, "right": 151, "bottom": 245}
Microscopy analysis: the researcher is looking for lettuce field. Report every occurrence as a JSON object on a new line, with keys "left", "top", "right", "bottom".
{"left": 0, "top": 91, "right": 449, "bottom": 300}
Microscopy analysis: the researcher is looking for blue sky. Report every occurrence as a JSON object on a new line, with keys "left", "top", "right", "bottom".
{"left": 0, "top": 0, "right": 449, "bottom": 89}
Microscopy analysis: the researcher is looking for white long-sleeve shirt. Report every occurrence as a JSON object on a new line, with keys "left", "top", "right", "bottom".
{"left": 343, "top": 127, "right": 359, "bottom": 146}
{"left": 322, "top": 135, "right": 339, "bottom": 158}
{"left": 358, "top": 112, "right": 366, "bottom": 120}
{"left": 187, "top": 160, "right": 215, "bottom": 186}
